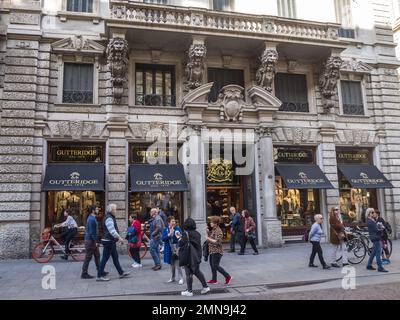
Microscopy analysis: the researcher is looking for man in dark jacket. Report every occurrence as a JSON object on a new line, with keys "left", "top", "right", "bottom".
{"left": 366, "top": 209, "right": 388, "bottom": 273}
{"left": 177, "top": 218, "right": 210, "bottom": 297}
{"left": 149, "top": 208, "right": 165, "bottom": 271}
{"left": 228, "top": 207, "right": 240, "bottom": 253}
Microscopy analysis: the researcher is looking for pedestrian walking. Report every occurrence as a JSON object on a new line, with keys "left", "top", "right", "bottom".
{"left": 128, "top": 213, "right": 146, "bottom": 268}
{"left": 375, "top": 210, "right": 391, "bottom": 265}
{"left": 96, "top": 204, "right": 131, "bottom": 281}
{"left": 206, "top": 216, "right": 232, "bottom": 285}
{"left": 81, "top": 205, "right": 108, "bottom": 279}
{"left": 55, "top": 209, "right": 78, "bottom": 260}
{"left": 238, "top": 210, "right": 258, "bottom": 255}
{"left": 329, "top": 206, "right": 348, "bottom": 268}
{"left": 366, "top": 209, "right": 388, "bottom": 272}
{"left": 228, "top": 207, "right": 240, "bottom": 253}
{"left": 162, "top": 216, "right": 184, "bottom": 285}
{"left": 308, "top": 214, "right": 330, "bottom": 269}
{"left": 177, "top": 218, "right": 210, "bottom": 297}
{"left": 149, "top": 207, "right": 165, "bottom": 271}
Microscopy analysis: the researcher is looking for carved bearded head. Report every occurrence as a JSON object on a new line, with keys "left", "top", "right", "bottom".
{"left": 189, "top": 44, "right": 207, "bottom": 61}
{"left": 325, "top": 56, "right": 343, "bottom": 77}
{"left": 106, "top": 37, "right": 128, "bottom": 62}
{"left": 261, "top": 49, "right": 278, "bottom": 69}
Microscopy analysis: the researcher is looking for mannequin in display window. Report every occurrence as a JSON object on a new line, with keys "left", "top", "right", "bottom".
{"left": 351, "top": 189, "right": 363, "bottom": 222}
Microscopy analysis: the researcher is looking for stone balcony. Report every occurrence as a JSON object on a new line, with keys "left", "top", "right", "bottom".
{"left": 108, "top": 1, "right": 345, "bottom": 49}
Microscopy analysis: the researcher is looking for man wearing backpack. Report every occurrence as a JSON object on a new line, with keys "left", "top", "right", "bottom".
{"left": 149, "top": 207, "right": 165, "bottom": 271}
{"left": 128, "top": 213, "right": 146, "bottom": 268}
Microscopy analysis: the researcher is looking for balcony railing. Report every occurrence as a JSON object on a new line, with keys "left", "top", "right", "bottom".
{"left": 136, "top": 94, "right": 176, "bottom": 107}
{"left": 279, "top": 102, "right": 309, "bottom": 113}
{"left": 63, "top": 90, "right": 93, "bottom": 104}
{"left": 343, "top": 104, "right": 364, "bottom": 115}
{"left": 109, "top": 1, "right": 341, "bottom": 43}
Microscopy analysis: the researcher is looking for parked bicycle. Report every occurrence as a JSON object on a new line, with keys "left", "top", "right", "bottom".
{"left": 32, "top": 227, "right": 86, "bottom": 263}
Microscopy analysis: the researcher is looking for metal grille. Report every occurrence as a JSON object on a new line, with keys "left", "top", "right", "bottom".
{"left": 135, "top": 94, "right": 175, "bottom": 107}
{"left": 343, "top": 104, "right": 364, "bottom": 115}
{"left": 62, "top": 90, "right": 93, "bottom": 104}
{"left": 279, "top": 102, "right": 309, "bottom": 113}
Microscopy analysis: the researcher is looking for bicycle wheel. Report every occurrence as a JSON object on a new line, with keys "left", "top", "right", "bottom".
{"left": 32, "top": 242, "right": 54, "bottom": 263}
{"left": 346, "top": 238, "right": 367, "bottom": 264}
{"left": 386, "top": 239, "right": 393, "bottom": 258}
{"left": 140, "top": 242, "right": 148, "bottom": 259}
{"left": 69, "top": 240, "right": 86, "bottom": 262}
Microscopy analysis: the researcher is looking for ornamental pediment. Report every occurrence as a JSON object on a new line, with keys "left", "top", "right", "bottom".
{"left": 340, "top": 58, "right": 373, "bottom": 73}
{"left": 52, "top": 36, "right": 105, "bottom": 55}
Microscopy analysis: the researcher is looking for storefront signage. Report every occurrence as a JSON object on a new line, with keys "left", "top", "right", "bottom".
{"left": 207, "top": 158, "right": 234, "bottom": 183}
{"left": 48, "top": 171, "right": 99, "bottom": 188}
{"left": 275, "top": 148, "right": 313, "bottom": 163}
{"left": 135, "top": 172, "right": 183, "bottom": 187}
{"left": 286, "top": 171, "right": 326, "bottom": 186}
{"left": 348, "top": 172, "right": 385, "bottom": 186}
{"left": 130, "top": 145, "right": 177, "bottom": 164}
{"left": 49, "top": 144, "right": 104, "bottom": 163}
{"left": 337, "top": 150, "right": 370, "bottom": 164}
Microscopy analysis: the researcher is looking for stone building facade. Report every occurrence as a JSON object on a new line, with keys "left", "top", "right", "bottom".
{"left": 1, "top": 0, "right": 400, "bottom": 259}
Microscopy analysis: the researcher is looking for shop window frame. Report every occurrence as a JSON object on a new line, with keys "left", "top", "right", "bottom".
{"left": 337, "top": 73, "right": 368, "bottom": 117}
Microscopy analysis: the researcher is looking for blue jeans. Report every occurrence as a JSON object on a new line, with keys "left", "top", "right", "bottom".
{"left": 150, "top": 238, "right": 161, "bottom": 266}
{"left": 367, "top": 240, "right": 383, "bottom": 270}
{"left": 97, "top": 241, "right": 123, "bottom": 278}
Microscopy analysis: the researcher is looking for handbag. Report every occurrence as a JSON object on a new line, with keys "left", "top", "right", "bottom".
{"left": 247, "top": 232, "right": 256, "bottom": 240}
{"left": 202, "top": 240, "right": 209, "bottom": 262}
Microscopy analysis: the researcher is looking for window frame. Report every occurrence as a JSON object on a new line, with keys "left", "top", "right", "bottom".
{"left": 334, "top": 0, "right": 356, "bottom": 39}
{"left": 66, "top": 0, "right": 94, "bottom": 13}
{"left": 337, "top": 73, "right": 368, "bottom": 117}
{"left": 211, "top": 0, "right": 235, "bottom": 12}
{"left": 134, "top": 63, "right": 177, "bottom": 107}
{"left": 277, "top": 0, "right": 297, "bottom": 19}
{"left": 59, "top": 0, "right": 100, "bottom": 23}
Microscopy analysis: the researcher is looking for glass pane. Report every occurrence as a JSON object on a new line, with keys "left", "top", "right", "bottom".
{"left": 146, "top": 71, "right": 153, "bottom": 95}
{"left": 136, "top": 72, "right": 143, "bottom": 94}
{"left": 155, "top": 71, "right": 163, "bottom": 95}
{"left": 165, "top": 73, "right": 171, "bottom": 96}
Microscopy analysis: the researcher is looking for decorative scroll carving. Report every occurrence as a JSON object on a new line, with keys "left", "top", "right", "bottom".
{"left": 256, "top": 49, "right": 278, "bottom": 93}
{"left": 185, "top": 43, "right": 207, "bottom": 91}
{"left": 341, "top": 58, "right": 372, "bottom": 73}
{"left": 106, "top": 37, "right": 129, "bottom": 103}
{"left": 319, "top": 56, "right": 343, "bottom": 113}
{"left": 256, "top": 126, "right": 273, "bottom": 138}
{"left": 215, "top": 85, "right": 245, "bottom": 122}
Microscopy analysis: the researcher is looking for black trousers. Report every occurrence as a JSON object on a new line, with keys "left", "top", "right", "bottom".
{"left": 81, "top": 240, "right": 100, "bottom": 274}
{"left": 184, "top": 264, "right": 207, "bottom": 292}
{"left": 309, "top": 241, "right": 326, "bottom": 266}
{"left": 61, "top": 228, "right": 77, "bottom": 254}
{"left": 240, "top": 235, "right": 258, "bottom": 254}
{"left": 129, "top": 246, "right": 141, "bottom": 264}
{"left": 230, "top": 230, "right": 238, "bottom": 251}
{"left": 209, "top": 253, "right": 230, "bottom": 281}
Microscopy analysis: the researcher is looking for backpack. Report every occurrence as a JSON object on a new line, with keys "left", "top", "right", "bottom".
{"left": 384, "top": 221, "right": 392, "bottom": 235}
{"left": 125, "top": 226, "right": 138, "bottom": 244}
{"left": 303, "top": 227, "right": 311, "bottom": 242}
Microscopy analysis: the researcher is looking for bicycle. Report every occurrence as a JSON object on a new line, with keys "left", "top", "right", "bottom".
{"left": 336, "top": 227, "right": 367, "bottom": 264}
{"left": 353, "top": 226, "right": 392, "bottom": 259}
{"left": 32, "top": 227, "right": 86, "bottom": 263}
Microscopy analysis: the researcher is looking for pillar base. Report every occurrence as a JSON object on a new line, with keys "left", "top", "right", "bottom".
{"left": 262, "top": 218, "right": 283, "bottom": 248}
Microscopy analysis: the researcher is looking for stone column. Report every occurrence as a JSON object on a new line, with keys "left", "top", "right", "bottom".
{"left": 258, "top": 127, "right": 283, "bottom": 247}
{"left": 186, "top": 125, "right": 207, "bottom": 240}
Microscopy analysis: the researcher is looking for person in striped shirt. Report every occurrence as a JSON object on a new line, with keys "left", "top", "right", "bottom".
{"left": 55, "top": 209, "right": 78, "bottom": 260}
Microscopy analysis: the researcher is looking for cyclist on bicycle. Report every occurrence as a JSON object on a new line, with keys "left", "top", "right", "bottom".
{"left": 54, "top": 209, "right": 78, "bottom": 260}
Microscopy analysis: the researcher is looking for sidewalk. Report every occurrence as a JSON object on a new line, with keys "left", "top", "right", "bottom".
{"left": 0, "top": 241, "right": 399, "bottom": 299}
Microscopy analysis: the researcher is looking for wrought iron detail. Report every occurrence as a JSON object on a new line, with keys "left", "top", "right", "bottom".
{"left": 279, "top": 102, "right": 309, "bottom": 112}
{"left": 62, "top": 90, "right": 93, "bottom": 104}
{"left": 343, "top": 104, "right": 364, "bottom": 115}
{"left": 136, "top": 94, "right": 176, "bottom": 107}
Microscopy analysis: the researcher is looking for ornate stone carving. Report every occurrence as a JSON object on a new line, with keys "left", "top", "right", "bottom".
{"left": 52, "top": 36, "right": 105, "bottom": 55}
{"left": 341, "top": 58, "right": 372, "bottom": 73}
{"left": 185, "top": 43, "right": 207, "bottom": 91}
{"left": 106, "top": 37, "right": 129, "bottom": 103}
{"left": 215, "top": 85, "right": 245, "bottom": 122}
{"left": 293, "top": 127, "right": 303, "bottom": 145}
{"left": 256, "top": 126, "right": 273, "bottom": 138}
{"left": 319, "top": 56, "right": 343, "bottom": 113}
{"left": 256, "top": 49, "right": 278, "bottom": 93}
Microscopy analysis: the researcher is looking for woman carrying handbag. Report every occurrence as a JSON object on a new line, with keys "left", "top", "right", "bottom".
{"left": 329, "top": 207, "right": 349, "bottom": 268}
{"left": 238, "top": 210, "right": 259, "bottom": 255}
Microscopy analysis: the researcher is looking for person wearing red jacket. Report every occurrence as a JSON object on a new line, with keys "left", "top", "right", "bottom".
{"left": 128, "top": 213, "right": 147, "bottom": 268}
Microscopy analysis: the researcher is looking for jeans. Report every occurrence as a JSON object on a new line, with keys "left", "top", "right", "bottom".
{"left": 240, "top": 235, "right": 258, "bottom": 254}
{"left": 367, "top": 240, "right": 383, "bottom": 269}
{"left": 171, "top": 254, "right": 183, "bottom": 280}
{"left": 97, "top": 241, "right": 123, "bottom": 278}
{"left": 230, "top": 230, "right": 238, "bottom": 251}
{"left": 129, "top": 246, "right": 141, "bottom": 264}
{"left": 150, "top": 238, "right": 161, "bottom": 266}
{"left": 61, "top": 228, "right": 77, "bottom": 255}
{"left": 209, "top": 253, "right": 230, "bottom": 281}
{"left": 330, "top": 242, "right": 348, "bottom": 264}
{"left": 184, "top": 264, "right": 207, "bottom": 292}
{"left": 81, "top": 240, "right": 100, "bottom": 274}
{"left": 309, "top": 241, "right": 327, "bottom": 266}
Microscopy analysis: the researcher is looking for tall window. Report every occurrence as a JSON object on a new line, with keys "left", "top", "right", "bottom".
{"left": 213, "top": 0, "right": 234, "bottom": 11}
{"left": 135, "top": 64, "right": 176, "bottom": 107}
{"left": 341, "top": 80, "right": 364, "bottom": 115}
{"left": 63, "top": 63, "right": 93, "bottom": 104}
{"left": 207, "top": 68, "right": 244, "bottom": 102}
{"left": 67, "top": 0, "right": 93, "bottom": 13}
{"left": 277, "top": 0, "right": 296, "bottom": 19}
{"left": 274, "top": 73, "right": 309, "bottom": 112}
{"left": 335, "top": 0, "right": 355, "bottom": 38}
{"left": 144, "top": 0, "right": 168, "bottom": 4}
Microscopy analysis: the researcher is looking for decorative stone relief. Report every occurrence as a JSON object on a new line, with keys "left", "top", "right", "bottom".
{"left": 293, "top": 127, "right": 303, "bottom": 145}
{"left": 319, "top": 56, "right": 343, "bottom": 114}
{"left": 256, "top": 49, "right": 278, "bottom": 93}
{"left": 256, "top": 127, "right": 273, "bottom": 138}
{"left": 341, "top": 58, "right": 373, "bottom": 73}
{"left": 215, "top": 85, "right": 246, "bottom": 122}
{"left": 272, "top": 127, "right": 318, "bottom": 144}
{"left": 52, "top": 36, "right": 105, "bottom": 54}
{"left": 106, "top": 37, "right": 129, "bottom": 103}
{"left": 185, "top": 43, "right": 207, "bottom": 91}
{"left": 334, "top": 129, "right": 376, "bottom": 146}
{"left": 43, "top": 121, "right": 105, "bottom": 139}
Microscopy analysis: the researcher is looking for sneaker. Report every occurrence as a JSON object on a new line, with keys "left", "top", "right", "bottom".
{"left": 119, "top": 271, "right": 131, "bottom": 279}
{"left": 366, "top": 265, "right": 376, "bottom": 270}
{"left": 96, "top": 277, "right": 110, "bottom": 282}
{"left": 153, "top": 265, "right": 162, "bottom": 271}
{"left": 201, "top": 287, "right": 211, "bottom": 295}
{"left": 331, "top": 263, "right": 340, "bottom": 268}
{"left": 308, "top": 263, "right": 318, "bottom": 268}
{"left": 81, "top": 273, "right": 94, "bottom": 279}
{"left": 181, "top": 290, "right": 193, "bottom": 297}
{"left": 378, "top": 268, "right": 389, "bottom": 273}
{"left": 253, "top": 252, "right": 259, "bottom": 255}
{"left": 207, "top": 280, "right": 218, "bottom": 284}
{"left": 225, "top": 276, "right": 232, "bottom": 285}
{"left": 322, "top": 265, "right": 331, "bottom": 270}
{"left": 131, "top": 263, "right": 142, "bottom": 268}
{"left": 167, "top": 278, "right": 175, "bottom": 283}
{"left": 342, "top": 263, "right": 349, "bottom": 266}
{"left": 178, "top": 279, "right": 184, "bottom": 285}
